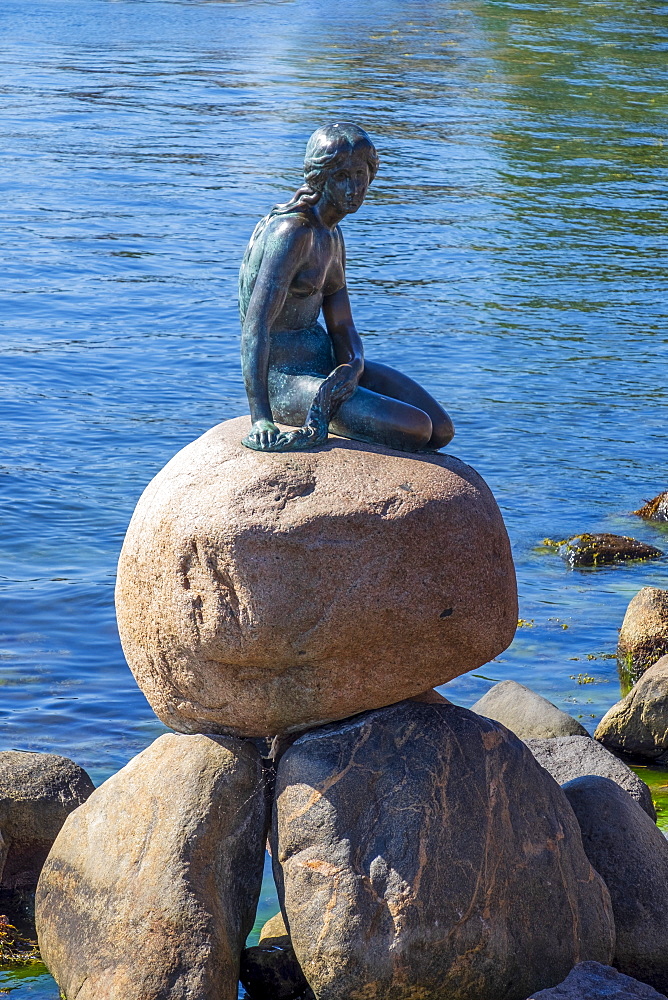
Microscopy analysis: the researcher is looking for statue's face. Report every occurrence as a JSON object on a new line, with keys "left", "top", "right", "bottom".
{"left": 322, "top": 150, "right": 370, "bottom": 216}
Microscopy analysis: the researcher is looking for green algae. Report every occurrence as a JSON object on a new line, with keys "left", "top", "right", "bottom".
{"left": 631, "top": 764, "right": 668, "bottom": 833}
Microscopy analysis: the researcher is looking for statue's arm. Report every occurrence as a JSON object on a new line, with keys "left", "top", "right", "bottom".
{"left": 321, "top": 284, "right": 364, "bottom": 402}
{"left": 241, "top": 222, "right": 310, "bottom": 446}
{"left": 322, "top": 228, "right": 363, "bottom": 394}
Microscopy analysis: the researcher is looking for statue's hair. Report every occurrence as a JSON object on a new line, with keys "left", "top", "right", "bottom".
{"left": 271, "top": 122, "right": 379, "bottom": 217}
{"left": 239, "top": 123, "right": 378, "bottom": 321}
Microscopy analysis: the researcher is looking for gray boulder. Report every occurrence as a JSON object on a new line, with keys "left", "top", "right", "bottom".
{"left": 36, "top": 733, "right": 269, "bottom": 1000}
{"left": 617, "top": 589, "right": 668, "bottom": 682}
{"left": 272, "top": 700, "right": 614, "bottom": 1000}
{"left": 472, "top": 679, "right": 588, "bottom": 739}
{"left": 0, "top": 750, "right": 94, "bottom": 891}
{"left": 527, "top": 961, "right": 667, "bottom": 998}
{"left": 563, "top": 775, "right": 668, "bottom": 996}
{"left": 524, "top": 735, "right": 656, "bottom": 820}
{"left": 596, "top": 656, "right": 668, "bottom": 760}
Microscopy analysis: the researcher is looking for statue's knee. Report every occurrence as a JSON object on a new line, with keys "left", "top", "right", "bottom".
{"left": 430, "top": 414, "right": 455, "bottom": 449}
{"left": 403, "top": 408, "right": 432, "bottom": 449}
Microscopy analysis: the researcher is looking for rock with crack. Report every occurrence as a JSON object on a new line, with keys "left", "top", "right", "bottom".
{"left": 596, "top": 656, "right": 668, "bottom": 761}
{"left": 562, "top": 775, "right": 668, "bottom": 996}
{"left": 35, "top": 733, "right": 269, "bottom": 1000}
{"left": 617, "top": 588, "right": 668, "bottom": 682}
{"left": 115, "top": 415, "right": 517, "bottom": 738}
{"left": 0, "top": 751, "right": 94, "bottom": 892}
{"left": 524, "top": 735, "right": 655, "bottom": 820}
{"left": 526, "top": 961, "right": 667, "bottom": 998}
{"left": 472, "top": 679, "right": 588, "bottom": 739}
{"left": 271, "top": 700, "right": 614, "bottom": 1000}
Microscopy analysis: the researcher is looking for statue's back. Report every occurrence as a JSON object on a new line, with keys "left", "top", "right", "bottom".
{"left": 238, "top": 214, "right": 271, "bottom": 324}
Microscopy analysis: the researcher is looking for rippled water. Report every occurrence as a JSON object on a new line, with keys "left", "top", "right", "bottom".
{"left": 2, "top": 0, "right": 667, "bottom": 994}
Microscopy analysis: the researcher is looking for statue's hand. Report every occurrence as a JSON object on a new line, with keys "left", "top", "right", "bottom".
{"left": 324, "top": 363, "right": 361, "bottom": 407}
{"left": 273, "top": 426, "right": 322, "bottom": 451}
{"left": 242, "top": 419, "right": 282, "bottom": 451}
{"left": 269, "top": 364, "right": 360, "bottom": 452}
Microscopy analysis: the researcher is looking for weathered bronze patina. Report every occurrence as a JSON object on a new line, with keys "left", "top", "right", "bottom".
{"left": 239, "top": 122, "right": 454, "bottom": 453}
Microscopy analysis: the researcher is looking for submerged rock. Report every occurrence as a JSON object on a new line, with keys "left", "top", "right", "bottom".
{"left": 36, "top": 733, "right": 268, "bottom": 1000}
{"left": 527, "top": 961, "right": 667, "bottom": 999}
{"left": 596, "top": 655, "right": 668, "bottom": 760}
{"left": 472, "top": 679, "right": 588, "bottom": 739}
{"left": 557, "top": 533, "right": 663, "bottom": 568}
{"left": 525, "top": 735, "right": 656, "bottom": 819}
{"left": 240, "top": 912, "right": 312, "bottom": 1000}
{"left": 116, "top": 415, "right": 517, "bottom": 738}
{"left": 563, "top": 776, "right": 668, "bottom": 996}
{"left": 618, "top": 587, "right": 668, "bottom": 681}
{"left": 272, "top": 700, "right": 614, "bottom": 1000}
{"left": 0, "top": 751, "right": 94, "bottom": 892}
{"left": 634, "top": 491, "right": 668, "bottom": 523}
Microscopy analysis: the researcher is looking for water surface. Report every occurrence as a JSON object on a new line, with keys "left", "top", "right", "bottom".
{"left": 1, "top": 0, "right": 667, "bottom": 994}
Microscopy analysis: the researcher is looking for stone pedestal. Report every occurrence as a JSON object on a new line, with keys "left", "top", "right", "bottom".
{"left": 116, "top": 416, "right": 517, "bottom": 738}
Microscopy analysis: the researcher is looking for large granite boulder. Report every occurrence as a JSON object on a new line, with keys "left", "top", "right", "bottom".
{"left": 472, "top": 679, "right": 588, "bottom": 739}
{"left": 596, "top": 656, "right": 668, "bottom": 760}
{"left": 562, "top": 776, "right": 668, "bottom": 995}
{"left": 0, "top": 751, "right": 94, "bottom": 891}
{"left": 527, "top": 961, "right": 667, "bottom": 999}
{"left": 524, "top": 735, "right": 656, "bottom": 819}
{"left": 617, "top": 588, "right": 668, "bottom": 681}
{"left": 36, "top": 734, "right": 268, "bottom": 1000}
{"left": 272, "top": 700, "right": 614, "bottom": 1000}
{"left": 116, "top": 416, "right": 517, "bottom": 738}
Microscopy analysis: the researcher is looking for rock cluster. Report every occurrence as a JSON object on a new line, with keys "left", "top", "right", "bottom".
{"left": 27, "top": 691, "right": 668, "bottom": 999}
{"left": 0, "top": 751, "right": 94, "bottom": 893}
{"left": 31, "top": 428, "right": 668, "bottom": 999}
{"left": 33, "top": 702, "right": 638, "bottom": 1000}
{"left": 115, "top": 416, "right": 517, "bottom": 738}
{"left": 591, "top": 585, "right": 668, "bottom": 759}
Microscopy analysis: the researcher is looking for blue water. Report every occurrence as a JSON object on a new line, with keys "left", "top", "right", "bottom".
{"left": 1, "top": 0, "right": 667, "bottom": 994}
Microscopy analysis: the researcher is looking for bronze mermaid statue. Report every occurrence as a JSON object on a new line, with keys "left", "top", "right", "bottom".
{"left": 239, "top": 122, "right": 454, "bottom": 453}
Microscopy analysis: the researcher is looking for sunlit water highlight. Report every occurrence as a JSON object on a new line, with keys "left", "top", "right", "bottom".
{"left": 1, "top": 0, "right": 667, "bottom": 994}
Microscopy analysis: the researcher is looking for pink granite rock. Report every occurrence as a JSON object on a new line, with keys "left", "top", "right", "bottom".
{"left": 116, "top": 416, "right": 517, "bottom": 738}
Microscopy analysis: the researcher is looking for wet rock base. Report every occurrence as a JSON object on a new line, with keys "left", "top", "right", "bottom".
{"left": 18, "top": 697, "right": 668, "bottom": 1000}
